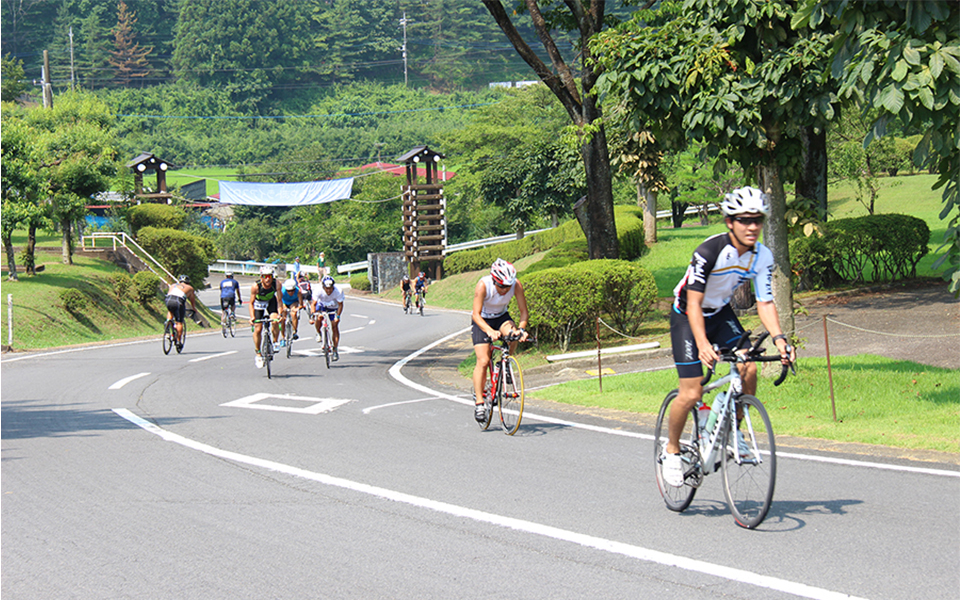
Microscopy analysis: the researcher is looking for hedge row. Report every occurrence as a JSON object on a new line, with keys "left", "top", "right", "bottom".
{"left": 443, "top": 206, "right": 647, "bottom": 276}
{"left": 522, "top": 259, "right": 657, "bottom": 352}
{"left": 136, "top": 226, "right": 218, "bottom": 287}
{"left": 790, "top": 213, "right": 929, "bottom": 290}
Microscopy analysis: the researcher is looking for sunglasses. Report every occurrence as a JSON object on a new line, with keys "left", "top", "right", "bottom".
{"left": 733, "top": 216, "right": 765, "bottom": 226}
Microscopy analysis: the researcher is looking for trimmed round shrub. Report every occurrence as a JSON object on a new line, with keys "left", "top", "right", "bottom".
{"left": 109, "top": 272, "right": 133, "bottom": 302}
{"left": 58, "top": 288, "right": 87, "bottom": 313}
{"left": 132, "top": 270, "right": 162, "bottom": 304}
{"left": 127, "top": 204, "right": 187, "bottom": 235}
{"left": 350, "top": 273, "right": 371, "bottom": 291}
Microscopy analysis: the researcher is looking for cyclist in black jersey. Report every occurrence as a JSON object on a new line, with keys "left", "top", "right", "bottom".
{"left": 249, "top": 265, "right": 281, "bottom": 369}
{"left": 662, "top": 186, "right": 795, "bottom": 487}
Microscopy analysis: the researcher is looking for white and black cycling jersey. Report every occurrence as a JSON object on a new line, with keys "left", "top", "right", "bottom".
{"left": 672, "top": 232, "right": 774, "bottom": 317}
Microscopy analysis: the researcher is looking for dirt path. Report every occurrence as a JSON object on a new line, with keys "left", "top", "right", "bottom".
{"left": 793, "top": 279, "right": 959, "bottom": 370}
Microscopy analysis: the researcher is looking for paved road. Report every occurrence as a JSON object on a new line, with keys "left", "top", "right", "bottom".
{"left": 2, "top": 292, "right": 958, "bottom": 599}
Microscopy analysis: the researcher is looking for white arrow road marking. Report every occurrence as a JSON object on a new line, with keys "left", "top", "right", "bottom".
{"left": 108, "top": 372, "right": 151, "bottom": 390}
{"left": 292, "top": 346, "right": 362, "bottom": 358}
{"left": 220, "top": 393, "right": 353, "bottom": 415}
{"left": 112, "top": 408, "right": 869, "bottom": 600}
{"left": 189, "top": 351, "right": 238, "bottom": 363}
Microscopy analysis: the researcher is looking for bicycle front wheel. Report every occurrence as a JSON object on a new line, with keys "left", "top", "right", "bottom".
{"left": 721, "top": 394, "right": 776, "bottom": 529}
{"left": 162, "top": 321, "right": 174, "bottom": 355}
{"left": 261, "top": 332, "right": 273, "bottom": 379}
{"left": 498, "top": 356, "right": 524, "bottom": 435}
{"left": 654, "top": 390, "right": 700, "bottom": 512}
{"left": 323, "top": 326, "right": 331, "bottom": 369}
{"left": 285, "top": 318, "right": 293, "bottom": 358}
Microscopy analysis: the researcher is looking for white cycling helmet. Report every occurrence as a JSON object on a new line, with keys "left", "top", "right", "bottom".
{"left": 224, "top": 270, "right": 234, "bottom": 277}
{"left": 283, "top": 278, "right": 297, "bottom": 291}
{"left": 259, "top": 265, "right": 275, "bottom": 276}
{"left": 321, "top": 276, "right": 335, "bottom": 288}
{"left": 721, "top": 186, "right": 770, "bottom": 217}
{"left": 490, "top": 258, "right": 517, "bottom": 287}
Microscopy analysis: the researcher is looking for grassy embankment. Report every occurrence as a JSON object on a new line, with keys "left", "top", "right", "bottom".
{"left": 397, "top": 174, "right": 957, "bottom": 454}
{"left": 0, "top": 230, "right": 218, "bottom": 349}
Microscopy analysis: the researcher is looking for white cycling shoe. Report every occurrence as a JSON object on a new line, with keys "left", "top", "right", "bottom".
{"left": 661, "top": 451, "right": 685, "bottom": 487}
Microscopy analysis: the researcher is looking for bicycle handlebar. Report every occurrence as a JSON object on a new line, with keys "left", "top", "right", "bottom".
{"left": 700, "top": 330, "right": 795, "bottom": 387}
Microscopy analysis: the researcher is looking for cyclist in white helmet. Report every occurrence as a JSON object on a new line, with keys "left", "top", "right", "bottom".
{"left": 661, "top": 186, "right": 795, "bottom": 487}
{"left": 471, "top": 258, "right": 529, "bottom": 423}
{"left": 249, "top": 265, "right": 281, "bottom": 369}
{"left": 312, "top": 275, "right": 345, "bottom": 361}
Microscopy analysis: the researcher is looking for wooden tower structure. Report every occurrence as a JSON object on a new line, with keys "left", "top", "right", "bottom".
{"left": 127, "top": 152, "right": 173, "bottom": 204}
{"left": 400, "top": 146, "right": 447, "bottom": 279}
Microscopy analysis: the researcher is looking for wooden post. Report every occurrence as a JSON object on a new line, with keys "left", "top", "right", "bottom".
{"left": 823, "top": 316, "right": 837, "bottom": 422}
{"left": 597, "top": 316, "right": 602, "bottom": 393}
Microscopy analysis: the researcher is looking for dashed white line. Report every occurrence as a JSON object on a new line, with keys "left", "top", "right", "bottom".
{"left": 189, "top": 350, "right": 238, "bottom": 363}
{"left": 113, "top": 407, "right": 868, "bottom": 600}
{"left": 108, "top": 372, "right": 151, "bottom": 390}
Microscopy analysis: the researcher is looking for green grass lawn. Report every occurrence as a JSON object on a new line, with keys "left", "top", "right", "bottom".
{"left": 166, "top": 167, "right": 246, "bottom": 197}
{"left": 530, "top": 356, "right": 959, "bottom": 453}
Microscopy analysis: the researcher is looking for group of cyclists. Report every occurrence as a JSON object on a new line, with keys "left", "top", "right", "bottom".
{"left": 400, "top": 272, "right": 429, "bottom": 311}
{"left": 163, "top": 186, "right": 794, "bottom": 453}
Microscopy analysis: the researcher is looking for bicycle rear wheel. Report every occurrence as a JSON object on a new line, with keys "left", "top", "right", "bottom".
{"left": 175, "top": 324, "right": 185, "bottom": 353}
{"left": 228, "top": 314, "right": 236, "bottom": 337}
{"left": 162, "top": 321, "right": 174, "bottom": 355}
{"left": 221, "top": 313, "right": 228, "bottom": 337}
{"left": 721, "top": 394, "right": 776, "bottom": 529}
{"left": 654, "top": 389, "right": 700, "bottom": 512}
{"left": 498, "top": 356, "right": 524, "bottom": 435}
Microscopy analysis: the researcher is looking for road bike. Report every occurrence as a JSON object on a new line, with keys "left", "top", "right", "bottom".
{"left": 220, "top": 306, "right": 237, "bottom": 338}
{"left": 282, "top": 307, "right": 296, "bottom": 358}
{"left": 403, "top": 291, "right": 412, "bottom": 314}
{"left": 654, "top": 331, "right": 794, "bottom": 529}
{"left": 415, "top": 290, "right": 425, "bottom": 316}
{"left": 314, "top": 311, "right": 333, "bottom": 369}
{"left": 162, "top": 309, "right": 194, "bottom": 355}
{"left": 478, "top": 332, "right": 533, "bottom": 435}
{"left": 253, "top": 317, "right": 280, "bottom": 378}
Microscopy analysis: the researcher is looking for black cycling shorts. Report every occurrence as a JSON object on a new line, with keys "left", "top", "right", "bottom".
{"left": 252, "top": 297, "right": 279, "bottom": 322}
{"left": 165, "top": 295, "right": 186, "bottom": 323}
{"left": 670, "top": 304, "right": 745, "bottom": 379}
{"left": 472, "top": 313, "right": 513, "bottom": 346}
{"left": 220, "top": 297, "right": 236, "bottom": 311}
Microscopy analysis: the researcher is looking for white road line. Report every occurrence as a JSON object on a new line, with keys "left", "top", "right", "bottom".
{"left": 112, "top": 407, "right": 867, "bottom": 600}
{"left": 388, "top": 332, "right": 960, "bottom": 478}
{"left": 351, "top": 314, "right": 370, "bottom": 319}
{"left": 108, "top": 372, "right": 151, "bottom": 390}
{"left": 189, "top": 351, "right": 238, "bottom": 363}
{"left": 363, "top": 397, "right": 440, "bottom": 414}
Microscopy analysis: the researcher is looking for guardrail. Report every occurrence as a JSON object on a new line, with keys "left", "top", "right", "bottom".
{"left": 80, "top": 232, "right": 176, "bottom": 283}
{"left": 208, "top": 260, "right": 324, "bottom": 278}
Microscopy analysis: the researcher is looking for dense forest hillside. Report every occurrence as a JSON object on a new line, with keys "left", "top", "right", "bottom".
{"left": 2, "top": 0, "right": 573, "bottom": 103}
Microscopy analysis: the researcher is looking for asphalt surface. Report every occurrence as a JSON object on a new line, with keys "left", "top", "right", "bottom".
{"left": 2, "top": 279, "right": 958, "bottom": 599}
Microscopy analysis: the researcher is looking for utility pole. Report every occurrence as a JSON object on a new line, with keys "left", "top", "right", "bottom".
{"left": 42, "top": 50, "right": 53, "bottom": 108}
{"left": 399, "top": 12, "right": 411, "bottom": 87}
{"left": 69, "top": 26, "right": 76, "bottom": 90}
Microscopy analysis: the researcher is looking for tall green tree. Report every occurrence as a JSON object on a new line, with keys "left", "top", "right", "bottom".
{"left": 482, "top": 0, "right": 627, "bottom": 260}
{"left": 793, "top": 0, "right": 960, "bottom": 293}
{"left": 0, "top": 114, "right": 48, "bottom": 279}
{"left": 78, "top": 5, "right": 112, "bottom": 88}
{"left": 172, "top": 0, "right": 317, "bottom": 110}
{"left": 1, "top": 54, "right": 29, "bottom": 102}
{"left": 595, "top": 0, "right": 839, "bottom": 333}
{"left": 310, "top": 1, "right": 397, "bottom": 85}
{"left": 21, "top": 91, "right": 119, "bottom": 264}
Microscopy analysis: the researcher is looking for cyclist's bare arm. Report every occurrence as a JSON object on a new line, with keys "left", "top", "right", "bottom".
{"left": 755, "top": 300, "right": 795, "bottom": 363}
{"left": 471, "top": 280, "right": 501, "bottom": 341}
